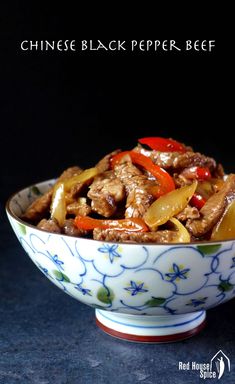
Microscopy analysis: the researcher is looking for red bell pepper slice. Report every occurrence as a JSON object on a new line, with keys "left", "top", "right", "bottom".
{"left": 190, "top": 193, "right": 206, "bottom": 210}
{"left": 74, "top": 216, "right": 149, "bottom": 232}
{"left": 110, "top": 150, "right": 175, "bottom": 196}
{"left": 138, "top": 137, "right": 187, "bottom": 153}
{"left": 194, "top": 167, "right": 211, "bottom": 180}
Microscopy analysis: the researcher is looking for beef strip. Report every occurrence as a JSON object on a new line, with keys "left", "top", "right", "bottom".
{"left": 171, "top": 152, "right": 216, "bottom": 171}
{"left": 21, "top": 190, "right": 53, "bottom": 224}
{"left": 173, "top": 173, "right": 193, "bottom": 188}
{"left": 69, "top": 182, "right": 86, "bottom": 198}
{"left": 133, "top": 146, "right": 216, "bottom": 171}
{"left": 114, "top": 160, "right": 156, "bottom": 218}
{"left": 175, "top": 205, "right": 200, "bottom": 221}
{"left": 37, "top": 218, "right": 61, "bottom": 233}
{"left": 63, "top": 167, "right": 88, "bottom": 198}
{"left": 211, "top": 179, "right": 225, "bottom": 193}
{"left": 58, "top": 166, "right": 83, "bottom": 181}
{"left": 93, "top": 228, "right": 177, "bottom": 243}
{"left": 67, "top": 198, "right": 92, "bottom": 217}
{"left": 186, "top": 174, "right": 235, "bottom": 237}
{"left": 213, "top": 163, "right": 225, "bottom": 179}
{"left": 133, "top": 145, "right": 177, "bottom": 168}
{"left": 125, "top": 185, "right": 154, "bottom": 218}
{"left": 95, "top": 149, "right": 120, "bottom": 173}
{"left": 174, "top": 164, "right": 223, "bottom": 188}
{"left": 22, "top": 166, "right": 83, "bottom": 223}
{"left": 88, "top": 171, "right": 125, "bottom": 217}
{"left": 63, "top": 219, "right": 88, "bottom": 237}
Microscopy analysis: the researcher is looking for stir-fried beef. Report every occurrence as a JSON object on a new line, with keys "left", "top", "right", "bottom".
{"left": 20, "top": 137, "right": 235, "bottom": 244}
{"left": 213, "top": 163, "right": 225, "bottom": 178}
{"left": 114, "top": 160, "right": 155, "bottom": 218}
{"left": 93, "top": 228, "right": 176, "bottom": 243}
{"left": 69, "top": 183, "right": 86, "bottom": 198}
{"left": 171, "top": 151, "right": 216, "bottom": 171}
{"left": 58, "top": 166, "right": 83, "bottom": 181}
{"left": 22, "top": 166, "right": 83, "bottom": 223}
{"left": 134, "top": 146, "right": 216, "bottom": 172}
{"left": 63, "top": 219, "right": 88, "bottom": 237}
{"left": 175, "top": 205, "right": 200, "bottom": 221}
{"left": 125, "top": 180, "right": 155, "bottom": 218}
{"left": 21, "top": 190, "right": 53, "bottom": 224}
{"left": 67, "top": 198, "right": 91, "bottom": 217}
{"left": 173, "top": 173, "right": 193, "bottom": 188}
{"left": 88, "top": 171, "right": 125, "bottom": 217}
{"left": 95, "top": 150, "right": 120, "bottom": 173}
{"left": 186, "top": 174, "right": 235, "bottom": 236}
{"left": 37, "top": 218, "right": 61, "bottom": 233}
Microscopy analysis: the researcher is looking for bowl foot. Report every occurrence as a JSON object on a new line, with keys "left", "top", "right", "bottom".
{"left": 95, "top": 309, "right": 206, "bottom": 343}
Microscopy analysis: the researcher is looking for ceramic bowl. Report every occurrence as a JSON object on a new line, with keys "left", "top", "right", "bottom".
{"left": 6, "top": 179, "right": 235, "bottom": 342}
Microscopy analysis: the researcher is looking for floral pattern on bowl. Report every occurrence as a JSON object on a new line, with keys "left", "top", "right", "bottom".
{"left": 6, "top": 180, "right": 235, "bottom": 317}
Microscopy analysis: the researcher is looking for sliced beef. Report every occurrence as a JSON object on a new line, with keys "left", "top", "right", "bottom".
{"left": 62, "top": 167, "right": 87, "bottom": 198}
{"left": 171, "top": 152, "right": 216, "bottom": 171}
{"left": 93, "top": 228, "right": 176, "bottom": 243}
{"left": 21, "top": 166, "right": 82, "bottom": 224}
{"left": 211, "top": 178, "right": 225, "bottom": 193}
{"left": 57, "top": 166, "right": 83, "bottom": 181}
{"left": 95, "top": 149, "right": 120, "bottom": 173}
{"left": 88, "top": 171, "right": 125, "bottom": 217}
{"left": 58, "top": 165, "right": 85, "bottom": 201}
{"left": 133, "top": 146, "right": 216, "bottom": 171}
{"left": 173, "top": 173, "right": 192, "bottom": 188}
{"left": 114, "top": 161, "right": 155, "bottom": 218}
{"left": 22, "top": 166, "right": 83, "bottom": 223}
{"left": 213, "top": 163, "right": 225, "bottom": 179}
{"left": 63, "top": 219, "right": 88, "bottom": 237}
{"left": 37, "top": 218, "right": 61, "bottom": 233}
{"left": 70, "top": 183, "right": 86, "bottom": 198}
{"left": 125, "top": 183, "right": 155, "bottom": 218}
{"left": 175, "top": 205, "right": 200, "bottom": 221}
{"left": 133, "top": 146, "right": 180, "bottom": 168}
{"left": 21, "top": 190, "right": 53, "bottom": 224}
{"left": 67, "top": 198, "right": 91, "bottom": 217}
{"left": 186, "top": 174, "right": 235, "bottom": 236}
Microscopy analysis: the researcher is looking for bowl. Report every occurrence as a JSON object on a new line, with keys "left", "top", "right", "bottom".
{"left": 6, "top": 179, "right": 235, "bottom": 343}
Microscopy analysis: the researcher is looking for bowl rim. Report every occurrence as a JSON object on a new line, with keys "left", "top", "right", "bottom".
{"left": 5, "top": 179, "right": 235, "bottom": 247}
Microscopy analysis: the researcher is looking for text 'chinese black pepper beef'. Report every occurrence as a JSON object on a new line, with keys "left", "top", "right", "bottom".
{"left": 21, "top": 137, "right": 235, "bottom": 243}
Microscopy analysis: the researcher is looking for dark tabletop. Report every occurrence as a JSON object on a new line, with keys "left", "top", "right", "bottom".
{"left": 1, "top": 207, "right": 235, "bottom": 384}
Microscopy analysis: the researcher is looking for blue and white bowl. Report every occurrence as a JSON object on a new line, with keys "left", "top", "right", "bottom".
{"left": 6, "top": 180, "right": 235, "bottom": 342}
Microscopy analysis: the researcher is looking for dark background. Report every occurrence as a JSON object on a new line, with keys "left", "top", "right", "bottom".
{"left": 0, "top": 9, "right": 233, "bottom": 205}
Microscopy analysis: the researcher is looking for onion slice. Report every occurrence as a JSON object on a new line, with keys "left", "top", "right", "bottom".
{"left": 168, "top": 218, "right": 191, "bottom": 243}
{"left": 211, "top": 200, "right": 235, "bottom": 241}
{"left": 50, "top": 182, "right": 66, "bottom": 226}
{"left": 144, "top": 181, "right": 197, "bottom": 230}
